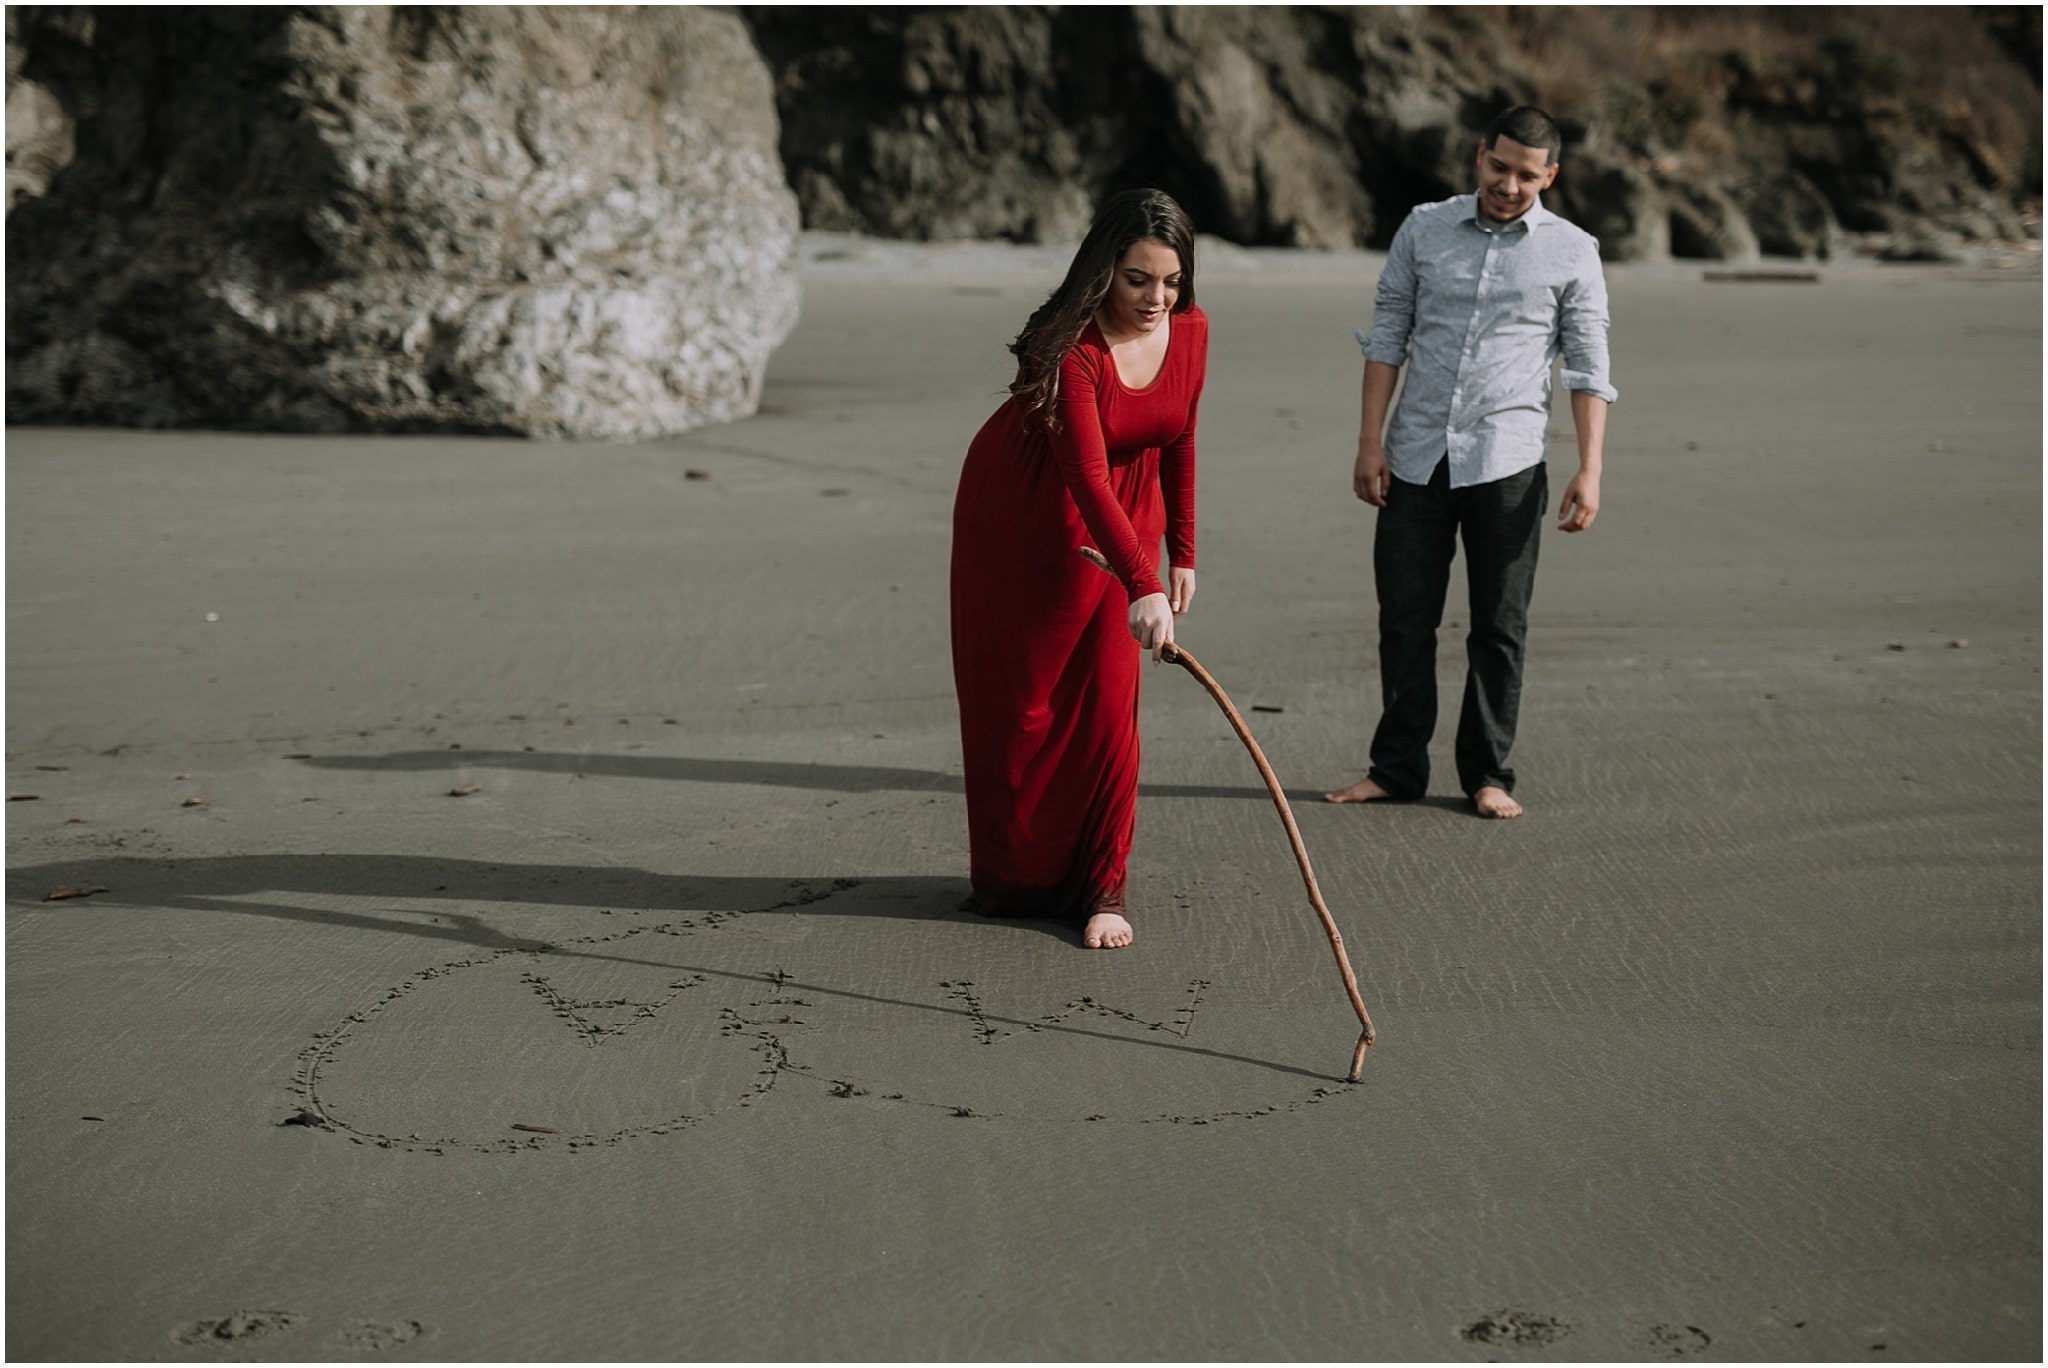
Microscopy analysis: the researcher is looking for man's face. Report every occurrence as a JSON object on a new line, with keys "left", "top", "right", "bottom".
{"left": 1474, "top": 135, "right": 1559, "bottom": 223}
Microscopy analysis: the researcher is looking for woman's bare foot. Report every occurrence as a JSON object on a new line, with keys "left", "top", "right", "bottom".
{"left": 1472, "top": 786, "right": 1523, "bottom": 819}
{"left": 1325, "top": 776, "right": 1394, "bottom": 804}
{"left": 1083, "top": 911, "right": 1133, "bottom": 949}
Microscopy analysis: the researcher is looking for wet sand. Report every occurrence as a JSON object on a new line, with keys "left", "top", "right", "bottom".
{"left": 6, "top": 242, "right": 2040, "bottom": 1360}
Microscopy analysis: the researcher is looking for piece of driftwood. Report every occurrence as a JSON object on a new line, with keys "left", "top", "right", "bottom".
{"left": 1702, "top": 268, "right": 1821, "bottom": 283}
{"left": 1080, "top": 547, "right": 1376, "bottom": 1080}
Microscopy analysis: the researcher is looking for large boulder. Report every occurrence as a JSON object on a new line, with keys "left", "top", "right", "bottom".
{"left": 6, "top": 6, "right": 799, "bottom": 439}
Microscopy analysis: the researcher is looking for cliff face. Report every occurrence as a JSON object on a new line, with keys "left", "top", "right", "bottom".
{"left": 6, "top": 6, "right": 799, "bottom": 438}
{"left": 3, "top": 6, "right": 2036, "bottom": 439}
{"left": 745, "top": 5, "right": 2041, "bottom": 261}
{"left": 743, "top": 6, "right": 1512, "bottom": 251}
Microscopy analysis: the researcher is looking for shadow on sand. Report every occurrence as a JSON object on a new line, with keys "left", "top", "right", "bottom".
{"left": 293, "top": 750, "right": 1335, "bottom": 805}
{"left": 8, "top": 854, "right": 1336, "bottom": 1082}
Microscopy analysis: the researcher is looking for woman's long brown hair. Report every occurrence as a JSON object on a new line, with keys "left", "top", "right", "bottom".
{"left": 1007, "top": 189, "right": 1196, "bottom": 432}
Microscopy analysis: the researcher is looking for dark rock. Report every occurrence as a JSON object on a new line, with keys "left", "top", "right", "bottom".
{"left": 748, "top": 8, "right": 2039, "bottom": 263}
{"left": 743, "top": 5, "right": 1526, "bottom": 251}
{"left": 7, "top": 7, "right": 799, "bottom": 440}
{"left": 1979, "top": 8, "right": 2043, "bottom": 88}
{"left": 745, "top": 7, "right": 1119, "bottom": 244}
{"left": 1664, "top": 179, "right": 1760, "bottom": 261}
{"left": 1730, "top": 171, "right": 1845, "bottom": 260}
{"left": 1717, "top": 26, "right": 2032, "bottom": 245}
{"left": 1128, "top": 6, "right": 1374, "bottom": 249}
{"left": 1550, "top": 151, "right": 1667, "bottom": 261}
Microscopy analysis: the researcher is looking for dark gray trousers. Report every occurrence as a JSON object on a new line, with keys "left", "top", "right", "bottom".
{"left": 1367, "top": 457, "right": 1546, "bottom": 799}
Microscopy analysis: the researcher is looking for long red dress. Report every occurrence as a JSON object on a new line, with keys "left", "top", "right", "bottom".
{"left": 950, "top": 305, "right": 1207, "bottom": 922}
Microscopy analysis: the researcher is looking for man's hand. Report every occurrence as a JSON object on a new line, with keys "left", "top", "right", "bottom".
{"left": 1167, "top": 566, "right": 1197, "bottom": 616}
{"left": 1128, "top": 592, "right": 1175, "bottom": 661}
{"left": 1353, "top": 441, "right": 1391, "bottom": 506}
{"left": 1354, "top": 361, "right": 1400, "bottom": 506}
{"left": 1558, "top": 469, "right": 1600, "bottom": 532}
{"left": 1562, "top": 390, "right": 1607, "bottom": 533}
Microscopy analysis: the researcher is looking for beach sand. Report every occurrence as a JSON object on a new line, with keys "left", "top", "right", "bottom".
{"left": 5, "top": 242, "right": 2040, "bottom": 1360}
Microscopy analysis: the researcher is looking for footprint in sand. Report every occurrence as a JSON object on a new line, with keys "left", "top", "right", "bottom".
{"left": 340, "top": 1318, "right": 426, "bottom": 1352}
{"left": 170, "top": 1309, "right": 301, "bottom": 1348}
{"left": 1649, "top": 1323, "right": 1712, "bottom": 1355}
{"left": 1460, "top": 1309, "right": 1570, "bottom": 1348}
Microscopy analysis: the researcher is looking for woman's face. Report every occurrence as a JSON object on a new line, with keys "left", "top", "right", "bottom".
{"left": 1100, "top": 237, "right": 1183, "bottom": 337}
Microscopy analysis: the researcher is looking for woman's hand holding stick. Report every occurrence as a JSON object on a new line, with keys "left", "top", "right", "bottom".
{"left": 1080, "top": 546, "right": 1376, "bottom": 1080}
{"left": 1128, "top": 591, "right": 1176, "bottom": 662}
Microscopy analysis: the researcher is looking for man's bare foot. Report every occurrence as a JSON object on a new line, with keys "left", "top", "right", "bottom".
{"left": 1472, "top": 786, "right": 1523, "bottom": 819}
{"left": 1325, "top": 776, "right": 1394, "bottom": 804}
{"left": 1083, "top": 912, "right": 1133, "bottom": 949}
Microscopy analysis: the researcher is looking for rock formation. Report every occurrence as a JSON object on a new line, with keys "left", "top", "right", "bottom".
{"left": 5, "top": 6, "right": 2036, "bottom": 440}
{"left": 745, "top": 6, "right": 2041, "bottom": 262}
{"left": 743, "top": 6, "right": 1517, "bottom": 253}
{"left": 7, "top": 7, "right": 799, "bottom": 439}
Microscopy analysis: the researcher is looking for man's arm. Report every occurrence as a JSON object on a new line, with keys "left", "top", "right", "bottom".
{"left": 1557, "top": 238, "right": 1615, "bottom": 533}
{"left": 1353, "top": 361, "right": 1401, "bottom": 506}
{"left": 1353, "top": 216, "right": 1419, "bottom": 506}
{"left": 1559, "top": 389, "right": 1605, "bottom": 532}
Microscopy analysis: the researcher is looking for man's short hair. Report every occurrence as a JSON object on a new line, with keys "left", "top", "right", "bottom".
{"left": 1485, "top": 106, "right": 1563, "bottom": 164}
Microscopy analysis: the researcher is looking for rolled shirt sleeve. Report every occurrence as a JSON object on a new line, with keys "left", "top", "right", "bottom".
{"left": 1357, "top": 217, "right": 1418, "bottom": 366}
{"left": 1557, "top": 240, "right": 1619, "bottom": 403}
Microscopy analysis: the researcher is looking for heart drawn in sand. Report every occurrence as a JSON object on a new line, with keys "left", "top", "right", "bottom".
{"left": 293, "top": 881, "right": 1356, "bottom": 1153}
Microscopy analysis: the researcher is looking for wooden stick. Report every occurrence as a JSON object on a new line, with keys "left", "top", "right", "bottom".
{"left": 1081, "top": 548, "right": 1376, "bottom": 1079}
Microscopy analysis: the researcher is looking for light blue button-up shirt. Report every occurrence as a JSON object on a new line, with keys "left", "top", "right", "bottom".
{"left": 1357, "top": 193, "right": 1617, "bottom": 489}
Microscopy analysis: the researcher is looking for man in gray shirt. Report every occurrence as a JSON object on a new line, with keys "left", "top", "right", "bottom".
{"left": 1326, "top": 106, "right": 1615, "bottom": 819}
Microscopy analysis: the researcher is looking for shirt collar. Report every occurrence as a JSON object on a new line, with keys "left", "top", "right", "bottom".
{"left": 1459, "top": 192, "right": 1553, "bottom": 234}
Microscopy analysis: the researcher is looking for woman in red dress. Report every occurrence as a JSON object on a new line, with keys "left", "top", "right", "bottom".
{"left": 951, "top": 189, "right": 1207, "bottom": 951}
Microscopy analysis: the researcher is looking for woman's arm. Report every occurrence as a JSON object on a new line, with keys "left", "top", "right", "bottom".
{"left": 1160, "top": 386, "right": 1200, "bottom": 575}
{"left": 1162, "top": 398, "right": 1199, "bottom": 616}
{"left": 1160, "top": 324, "right": 1203, "bottom": 615}
{"left": 1052, "top": 346, "right": 1165, "bottom": 602}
